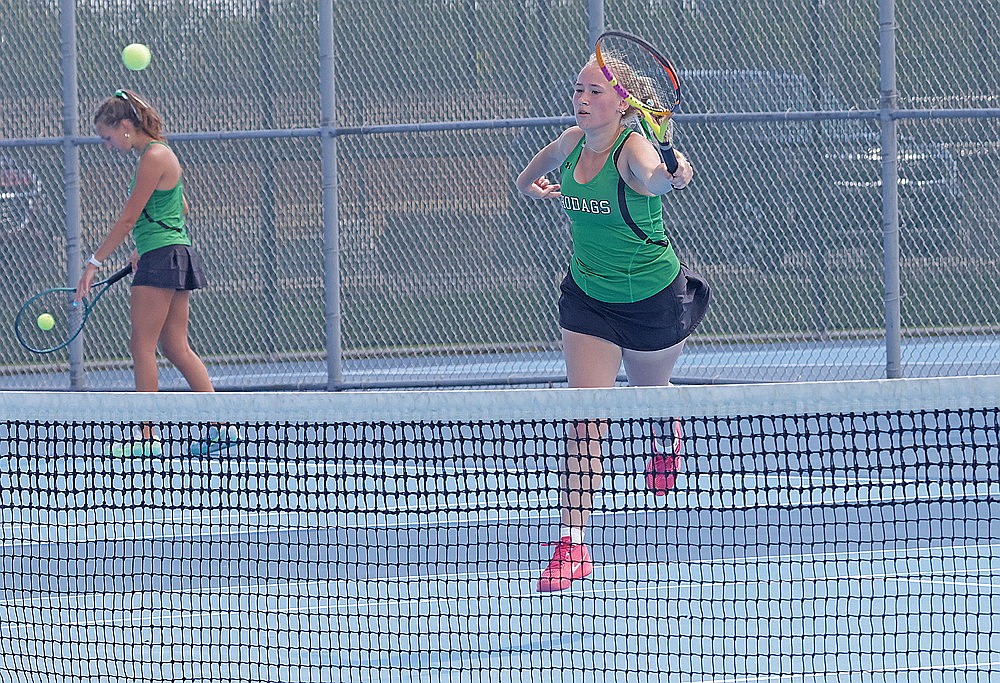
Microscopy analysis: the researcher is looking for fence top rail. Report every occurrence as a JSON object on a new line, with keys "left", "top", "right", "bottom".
{"left": 3, "top": 108, "right": 998, "bottom": 148}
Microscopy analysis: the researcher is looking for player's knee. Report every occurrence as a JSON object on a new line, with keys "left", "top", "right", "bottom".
{"left": 129, "top": 335, "right": 158, "bottom": 358}
{"left": 159, "top": 339, "right": 192, "bottom": 363}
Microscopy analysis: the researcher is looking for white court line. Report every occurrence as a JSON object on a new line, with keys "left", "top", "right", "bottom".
{"left": 3, "top": 479, "right": 996, "bottom": 548}
{"left": 3, "top": 540, "right": 999, "bottom": 616}
{"left": 4, "top": 560, "right": 1000, "bottom": 629}
{"left": 2, "top": 468, "right": 992, "bottom": 529}
{"left": 6, "top": 541, "right": 1000, "bottom": 611}
{"left": 688, "top": 659, "right": 1000, "bottom": 683}
{"left": 888, "top": 576, "right": 1000, "bottom": 589}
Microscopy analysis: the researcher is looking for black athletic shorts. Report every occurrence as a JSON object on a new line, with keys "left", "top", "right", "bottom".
{"left": 558, "top": 264, "right": 710, "bottom": 351}
{"left": 132, "top": 244, "right": 207, "bottom": 291}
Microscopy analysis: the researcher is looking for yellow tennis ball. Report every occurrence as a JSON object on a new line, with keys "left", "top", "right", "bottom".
{"left": 121, "top": 43, "right": 151, "bottom": 71}
{"left": 37, "top": 313, "right": 55, "bottom": 331}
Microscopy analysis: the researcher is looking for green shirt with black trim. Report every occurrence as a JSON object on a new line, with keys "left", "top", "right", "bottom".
{"left": 130, "top": 141, "right": 191, "bottom": 255}
{"left": 559, "top": 130, "right": 680, "bottom": 303}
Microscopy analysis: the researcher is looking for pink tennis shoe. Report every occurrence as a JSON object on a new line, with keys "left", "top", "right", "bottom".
{"left": 536, "top": 537, "right": 593, "bottom": 592}
{"left": 646, "top": 419, "right": 684, "bottom": 495}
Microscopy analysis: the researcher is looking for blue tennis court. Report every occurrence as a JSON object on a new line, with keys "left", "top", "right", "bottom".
{"left": 3, "top": 465, "right": 998, "bottom": 682}
{"left": 5, "top": 334, "right": 1000, "bottom": 391}
{"left": 1, "top": 378, "right": 999, "bottom": 682}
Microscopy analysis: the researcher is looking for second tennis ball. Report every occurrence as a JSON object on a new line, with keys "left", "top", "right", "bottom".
{"left": 37, "top": 313, "right": 55, "bottom": 331}
{"left": 122, "top": 43, "right": 151, "bottom": 71}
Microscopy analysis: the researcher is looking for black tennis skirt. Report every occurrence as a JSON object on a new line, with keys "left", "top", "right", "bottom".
{"left": 132, "top": 244, "right": 207, "bottom": 291}
{"left": 558, "top": 264, "right": 711, "bottom": 352}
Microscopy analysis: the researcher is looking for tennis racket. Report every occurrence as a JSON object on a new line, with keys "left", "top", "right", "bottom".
{"left": 14, "top": 264, "right": 133, "bottom": 354}
{"left": 594, "top": 30, "right": 682, "bottom": 173}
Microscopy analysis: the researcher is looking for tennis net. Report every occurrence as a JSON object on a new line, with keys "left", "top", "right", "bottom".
{"left": 1, "top": 376, "right": 999, "bottom": 683}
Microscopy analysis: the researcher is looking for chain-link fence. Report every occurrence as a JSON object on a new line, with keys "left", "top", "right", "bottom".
{"left": 0, "top": 0, "right": 997, "bottom": 389}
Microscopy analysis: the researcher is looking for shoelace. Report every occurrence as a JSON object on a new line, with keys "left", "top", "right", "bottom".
{"left": 543, "top": 540, "right": 573, "bottom": 561}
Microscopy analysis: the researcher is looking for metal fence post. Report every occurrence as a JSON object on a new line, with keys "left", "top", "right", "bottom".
{"left": 879, "top": 0, "right": 902, "bottom": 378}
{"left": 320, "top": 0, "right": 343, "bottom": 389}
{"left": 61, "top": 0, "right": 84, "bottom": 389}
{"left": 587, "top": 0, "right": 604, "bottom": 49}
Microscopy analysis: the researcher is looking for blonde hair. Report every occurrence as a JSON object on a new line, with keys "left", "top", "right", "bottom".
{"left": 585, "top": 54, "right": 645, "bottom": 117}
{"left": 584, "top": 55, "right": 672, "bottom": 141}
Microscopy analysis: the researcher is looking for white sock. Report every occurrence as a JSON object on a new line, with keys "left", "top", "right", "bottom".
{"left": 561, "top": 526, "right": 585, "bottom": 545}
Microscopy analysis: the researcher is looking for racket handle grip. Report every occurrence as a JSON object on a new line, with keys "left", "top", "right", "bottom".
{"left": 658, "top": 141, "right": 679, "bottom": 174}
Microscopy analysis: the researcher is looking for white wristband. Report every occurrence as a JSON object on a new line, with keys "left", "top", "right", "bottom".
{"left": 87, "top": 255, "right": 102, "bottom": 268}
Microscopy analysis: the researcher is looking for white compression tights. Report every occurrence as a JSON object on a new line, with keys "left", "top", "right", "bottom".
{"left": 622, "top": 338, "right": 686, "bottom": 387}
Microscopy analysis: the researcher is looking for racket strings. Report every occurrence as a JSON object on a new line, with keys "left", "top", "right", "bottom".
{"left": 16, "top": 291, "right": 86, "bottom": 352}
{"left": 625, "top": 114, "right": 675, "bottom": 145}
{"left": 598, "top": 40, "right": 679, "bottom": 114}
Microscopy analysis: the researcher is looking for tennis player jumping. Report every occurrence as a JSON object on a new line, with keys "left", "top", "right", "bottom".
{"left": 515, "top": 55, "right": 710, "bottom": 592}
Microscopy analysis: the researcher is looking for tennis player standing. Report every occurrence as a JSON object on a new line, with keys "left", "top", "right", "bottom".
{"left": 76, "top": 90, "right": 237, "bottom": 454}
{"left": 516, "top": 56, "right": 710, "bottom": 592}
{"left": 76, "top": 90, "right": 214, "bottom": 396}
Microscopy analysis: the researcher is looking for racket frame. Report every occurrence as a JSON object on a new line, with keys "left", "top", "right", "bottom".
{"left": 14, "top": 264, "right": 133, "bottom": 354}
{"left": 594, "top": 30, "right": 682, "bottom": 144}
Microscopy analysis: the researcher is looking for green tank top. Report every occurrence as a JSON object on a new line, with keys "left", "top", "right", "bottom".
{"left": 130, "top": 141, "right": 191, "bottom": 255}
{"left": 560, "top": 130, "right": 680, "bottom": 303}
